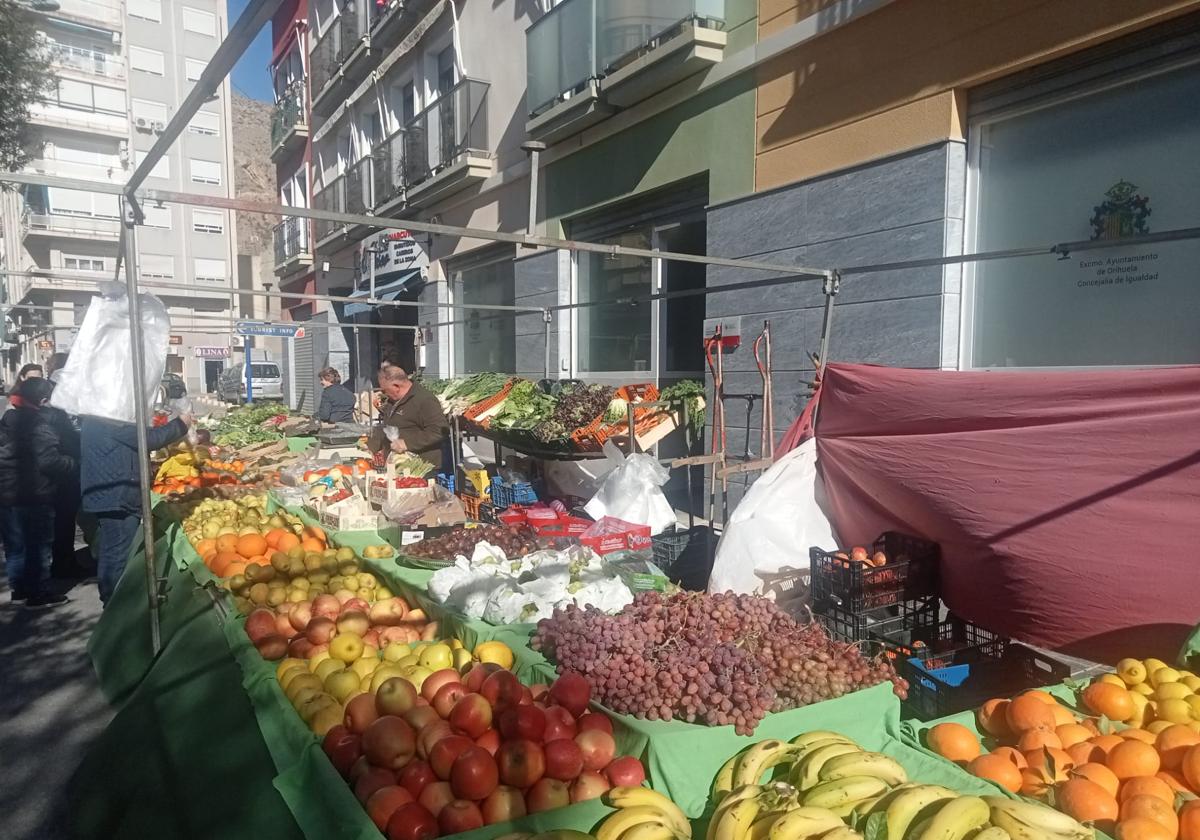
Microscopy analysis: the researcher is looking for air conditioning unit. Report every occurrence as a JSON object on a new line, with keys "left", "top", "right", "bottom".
{"left": 134, "top": 116, "right": 151, "bottom": 132}
{"left": 151, "top": 120, "right": 167, "bottom": 133}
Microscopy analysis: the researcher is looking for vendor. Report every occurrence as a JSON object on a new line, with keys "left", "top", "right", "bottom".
{"left": 316, "top": 367, "right": 356, "bottom": 424}
{"left": 368, "top": 365, "right": 447, "bottom": 467}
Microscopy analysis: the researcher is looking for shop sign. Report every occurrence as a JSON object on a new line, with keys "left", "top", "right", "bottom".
{"left": 169, "top": 335, "right": 183, "bottom": 345}
{"left": 356, "top": 229, "right": 430, "bottom": 289}
{"left": 38, "top": 340, "right": 53, "bottom": 350}
{"left": 194, "top": 346, "right": 231, "bottom": 359}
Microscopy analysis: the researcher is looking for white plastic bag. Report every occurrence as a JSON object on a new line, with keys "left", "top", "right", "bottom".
{"left": 583, "top": 441, "right": 676, "bottom": 534}
{"left": 51, "top": 286, "right": 171, "bottom": 422}
{"left": 708, "top": 438, "right": 837, "bottom": 603}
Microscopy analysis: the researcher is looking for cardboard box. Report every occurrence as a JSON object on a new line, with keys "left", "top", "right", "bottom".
{"left": 579, "top": 516, "right": 652, "bottom": 555}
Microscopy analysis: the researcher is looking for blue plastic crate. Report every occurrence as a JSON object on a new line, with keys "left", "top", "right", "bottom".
{"left": 436, "top": 473, "right": 456, "bottom": 493}
{"left": 489, "top": 476, "right": 538, "bottom": 509}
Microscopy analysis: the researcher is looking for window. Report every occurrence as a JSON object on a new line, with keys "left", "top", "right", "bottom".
{"left": 452, "top": 252, "right": 516, "bottom": 374}
{"left": 136, "top": 151, "right": 170, "bottom": 180}
{"left": 185, "top": 58, "right": 206, "bottom": 82}
{"left": 63, "top": 256, "right": 106, "bottom": 272}
{"left": 128, "top": 0, "right": 161, "bottom": 22}
{"left": 401, "top": 82, "right": 416, "bottom": 124}
{"left": 189, "top": 111, "right": 220, "bottom": 136}
{"left": 143, "top": 204, "right": 172, "bottom": 229}
{"left": 132, "top": 98, "right": 169, "bottom": 130}
{"left": 129, "top": 46, "right": 165, "bottom": 76}
{"left": 194, "top": 258, "right": 227, "bottom": 283}
{"left": 139, "top": 254, "right": 175, "bottom": 280}
{"left": 967, "top": 59, "right": 1200, "bottom": 368}
{"left": 182, "top": 7, "right": 217, "bottom": 37}
{"left": 577, "top": 230, "right": 653, "bottom": 373}
{"left": 437, "top": 46, "right": 456, "bottom": 96}
{"left": 53, "top": 79, "right": 124, "bottom": 115}
{"left": 192, "top": 209, "right": 224, "bottom": 234}
{"left": 189, "top": 159, "right": 221, "bottom": 185}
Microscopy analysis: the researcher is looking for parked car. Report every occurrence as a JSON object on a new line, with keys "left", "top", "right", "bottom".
{"left": 161, "top": 373, "right": 187, "bottom": 399}
{"left": 217, "top": 362, "right": 284, "bottom": 403}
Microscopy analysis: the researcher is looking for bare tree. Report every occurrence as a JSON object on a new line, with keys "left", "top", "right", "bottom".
{"left": 0, "top": 0, "right": 54, "bottom": 172}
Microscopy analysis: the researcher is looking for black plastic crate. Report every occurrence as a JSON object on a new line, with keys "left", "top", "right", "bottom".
{"left": 810, "top": 531, "right": 939, "bottom": 612}
{"left": 902, "top": 642, "right": 1071, "bottom": 721}
{"left": 651, "top": 525, "right": 714, "bottom": 591}
{"left": 870, "top": 614, "right": 1005, "bottom": 671}
{"left": 816, "top": 596, "right": 939, "bottom": 644}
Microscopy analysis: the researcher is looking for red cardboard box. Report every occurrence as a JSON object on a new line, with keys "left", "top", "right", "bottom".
{"left": 579, "top": 516, "right": 652, "bottom": 555}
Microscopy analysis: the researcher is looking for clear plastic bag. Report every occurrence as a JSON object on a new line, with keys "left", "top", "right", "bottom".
{"left": 51, "top": 285, "right": 171, "bottom": 423}
{"left": 583, "top": 441, "right": 676, "bottom": 534}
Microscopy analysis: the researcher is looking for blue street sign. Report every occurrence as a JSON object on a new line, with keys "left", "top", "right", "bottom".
{"left": 236, "top": 321, "right": 304, "bottom": 339}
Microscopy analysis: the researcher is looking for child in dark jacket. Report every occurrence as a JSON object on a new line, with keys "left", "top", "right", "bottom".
{"left": 0, "top": 378, "right": 77, "bottom": 608}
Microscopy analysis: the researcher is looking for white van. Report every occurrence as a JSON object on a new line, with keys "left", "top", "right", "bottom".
{"left": 217, "top": 361, "right": 284, "bottom": 403}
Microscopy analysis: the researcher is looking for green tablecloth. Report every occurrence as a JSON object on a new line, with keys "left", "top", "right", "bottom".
{"left": 286, "top": 436, "right": 318, "bottom": 453}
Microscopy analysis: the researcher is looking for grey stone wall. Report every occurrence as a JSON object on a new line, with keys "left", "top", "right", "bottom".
{"left": 704, "top": 142, "right": 965, "bottom": 511}
{"left": 513, "top": 249, "right": 559, "bottom": 381}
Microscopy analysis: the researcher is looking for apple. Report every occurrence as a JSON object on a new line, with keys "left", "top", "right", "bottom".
{"left": 307, "top": 642, "right": 329, "bottom": 660}
{"left": 376, "top": 677, "right": 419, "bottom": 717}
{"left": 417, "top": 720, "right": 454, "bottom": 760}
{"left": 439, "top": 799, "right": 484, "bottom": 835}
{"left": 449, "top": 693, "right": 493, "bottom": 739}
{"left": 288, "top": 636, "right": 314, "bottom": 659}
{"left": 480, "top": 670, "right": 523, "bottom": 711}
{"left": 519, "top": 685, "right": 534, "bottom": 706}
{"left": 398, "top": 759, "right": 437, "bottom": 798}
{"left": 403, "top": 705, "right": 440, "bottom": 733}
{"left": 548, "top": 671, "right": 590, "bottom": 717}
{"left": 496, "top": 739, "right": 545, "bottom": 789}
{"left": 321, "top": 725, "right": 362, "bottom": 778}
{"left": 348, "top": 755, "right": 372, "bottom": 783}
{"left": 289, "top": 601, "right": 313, "bottom": 632}
{"left": 429, "top": 735, "right": 475, "bottom": 780}
{"left": 526, "top": 777, "right": 571, "bottom": 813}
{"left": 385, "top": 801, "right": 438, "bottom": 840}
{"left": 570, "top": 770, "right": 611, "bottom": 803}
{"left": 367, "top": 785, "right": 414, "bottom": 831}
{"left": 341, "top": 597, "right": 370, "bottom": 615}
{"left": 379, "top": 626, "right": 413, "bottom": 646}
{"left": 482, "top": 785, "right": 527, "bottom": 825}
{"left": 431, "top": 682, "right": 468, "bottom": 719}
{"left": 362, "top": 716, "right": 417, "bottom": 770}
{"left": 254, "top": 634, "right": 289, "bottom": 661}
{"left": 305, "top": 616, "right": 337, "bottom": 645}
{"left": 475, "top": 728, "right": 500, "bottom": 756}
{"left": 498, "top": 705, "right": 546, "bottom": 742}
{"left": 312, "top": 594, "right": 341, "bottom": 620}
{"left": 577, "top": 712, "right": 613, "bottom": 736}
{"left": 363, "top": 627, "right": 382, "bottom": 649}
{"left": 465, "top": 662, "right": 502, "bottom": 692}
{"left": 528, "top": 682, "right": 550, "bottom": 702}
{"left": 450, "top": 746, "right": 499, "bottom": 801}
{"left": 421, "top": 669, "right": 462, "bottom": 702}
{"left": 542, "top": 706, "right": 578, "bottom": 742}
{"left": 355, "top": 766, "right": 397, "bottom": 804}
{"left": 605, "top": 756, "right": 646, "bottom": 787}
{"left": 575, "top": 729, "right": 616, "bottom": 772}
{"left": 337, "top": 609, "right": 370, "bottom": 636}
{"left": 274, "top": 612, "right": 297, "bottom": 639}
{"left": 344, "top": 692, "right": 380, "bottom": 735}
{"left": 244, "top": 608, "right": 277, "bottom": 643}
{"left": 417, "top": 781, "right": 454, "bottom": 818}
{"left": 333, "top": 588, "right": 357, "bottom": 605}
{"left": 370, "top": 597, "right": 409, "bottom": 627}
{"left": 543, "top": 738, "right": 584, "bottom": 781}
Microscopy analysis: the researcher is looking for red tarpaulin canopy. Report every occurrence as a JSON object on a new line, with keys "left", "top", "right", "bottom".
{"left": 806, "top": 363, "right": 1200, "bottom": 662}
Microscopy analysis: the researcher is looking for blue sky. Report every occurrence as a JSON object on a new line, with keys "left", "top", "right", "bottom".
{"left": 229, "top": 0, "right": 275, "bottom": 101}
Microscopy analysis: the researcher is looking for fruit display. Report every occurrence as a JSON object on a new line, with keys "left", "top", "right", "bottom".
{"left": 153, "top": 447, "right": 272, "bottom": 495}
{"left": 532, "top": 592, "right": 906, "bottom": 735}
{"left": 207, "top": 401, "right": 289, "bottom": 447}
{"left": 404, "top": 524, "right": 540, "bottom": 563}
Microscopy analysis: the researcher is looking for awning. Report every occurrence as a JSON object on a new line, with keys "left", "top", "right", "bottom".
{"left": 343, "top": 270, "right": 423, "bottom": 317}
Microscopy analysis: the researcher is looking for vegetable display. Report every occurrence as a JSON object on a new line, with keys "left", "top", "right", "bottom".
{"left": 211, "top": 402, "right": 289, "bottom": 447}
{"left": 391, "top": 453, "right": 435, "bottom": 478}
{"left": 438, "top": 373, "right": 510, "bottom": 415}
{"left": 404, "top": 524, "right": 539, "bottom": 563}
{"left": 489, "top": 380, "right": 556, "bottom": 431}
{"left": 533, "top": 384, "right": 614, "bottom": 443}
{"left": 660, "top": 380, "right": 707, "bottom": 436}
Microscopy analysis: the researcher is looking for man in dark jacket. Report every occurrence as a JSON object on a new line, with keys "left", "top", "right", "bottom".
{"left": 0, "top": 378, "right": 77, "bottom": 608}
{"left": 367, "top": 366, "right": 447, "bottom": 468}
{"left": 316, "top": 366, "right": 356, "bottom": 423}
{"left": 81, "top": 413, "right": 191, "bottom": 604}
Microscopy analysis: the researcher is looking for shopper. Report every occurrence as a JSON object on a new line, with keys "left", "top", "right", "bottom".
{"left": 81, "top": 411, "right": 192, "bottom": 604}
{"left": 46, "top": 352, "right": 70, "bottom": 384}
{"left": 16, "top": 363, "right": 43, "bottom": 383}
{"left": 316, "top": 367, "right": 356, "bottom": 423}
{"left": 0, "top": 378, "right": 77, "bottom": 608}
{"left": 367, "top": 365, "right": 447, "bottom": 468}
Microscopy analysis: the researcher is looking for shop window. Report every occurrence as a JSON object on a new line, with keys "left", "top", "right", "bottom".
{"left": 968, "top": 60, "right": 1200, "bottom": 367}
{"left": 452, "top": 253, "right": 516, "bottom": 375}
{"left": 577, "top": 229, "right": 653, "bottom": 374}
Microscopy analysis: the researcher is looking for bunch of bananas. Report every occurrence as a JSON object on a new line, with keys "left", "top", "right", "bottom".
{"left": 596, "top": 787, "right": 694, "bottom": 840}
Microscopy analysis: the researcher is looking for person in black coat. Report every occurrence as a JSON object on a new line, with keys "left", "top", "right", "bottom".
{"left": 0, "top": 378, "right": 77, "bottom": 608}
{"left": 316, "top": 366, "right": 356, "bottom": 423}
{"left": 81, "top": 411, "right": 191, "bottom": 605}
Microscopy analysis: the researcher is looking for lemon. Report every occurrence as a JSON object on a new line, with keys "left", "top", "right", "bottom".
{"left": 1127, "top": 692, "right": 1153, "bottom": 727}
{"left": 1187, "top": 694, "right": 1200, "bottom": 719}
{"left": 1156, "top": 697, "right": 1193, "bottom": 724}
{"left": 1151, "top": 667, "right": 1182, "bottom": 688}
{"left": 1098, "top": 674, "right": 1127, "bottom": 688}
{"left": 475, "top": 640, "right": 516, "bottom": 670}
{"left": 1143, "top": 658, "right": 1169, "bottom": 676}
{"left": 1130, "top": 682, "right": 1155, "bottom": 696}
{"left": 418, "top": 643, "right": 454, "bottom": 671}
{"left": 1117, "top": 658, "right": 1148, "bottom": 686}
{"left": 1181, "top": 675, "right": 1200, "bottom": 692}
{"left": 1145, "top": 719, "right": 1175, "bottom": 734}
{"left": 1154, "top": 682, "right": 1192, "bottom": 701}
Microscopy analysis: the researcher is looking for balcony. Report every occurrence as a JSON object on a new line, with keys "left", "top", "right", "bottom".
{"left": 29, "top": 100, "right": 127, "bottom": 137}
{"left": 310, "top": 12, "right": 371, "bottom": 117}
{"left": 525, "top": 0, "right": 727, "bottom": 143}
{"left": 371, "top": 129, "right": 405, "bottom": 215}
{"left": 44, "top": 0, "right": 122, "bottom": 31}
{"left": 270, "top": 84, "right": 309, "bottom": 161}
{"left": 273, "top": 216, "right": 313, "bottom": 277}
{"left": 400, "top": 78, "right": 493, "bottom": 209}
{"left": 346, "top": 156, "right": 373, "bottom": 216}
{"left": 28, "top": 157, "right": 125, "bottom": 184}
{"left": 25, "top": 212, "right": 121, "bottom": 241}
{"left": 47, "top": 43, "right": 125, "bottom": 82}
{"left": 368, "top": 0, "right": 439, "bottom": 47}
{"left": 313, "top": 176, "right": 347, "bottom": 250}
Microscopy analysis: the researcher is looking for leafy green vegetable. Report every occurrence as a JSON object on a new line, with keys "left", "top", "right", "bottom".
{"left": 603, "top": 397, "right": 629, "bottom": 424}
{"left": 391, "top": 453, "right": 434, "bottom": 477}
{"left": 492, "top": 379, "right": 556, "bottom": 431}
{"left": 212, "top": 402, "right": 288, "bottom": 447}
{"left": 534, "top": 384, "right": 613, "bottom": 442}
{"left": 661, "top": 380, "right": 706, "bottom": 436}
{"left": 440, "top": 373, "right": 510, "bottom": 414}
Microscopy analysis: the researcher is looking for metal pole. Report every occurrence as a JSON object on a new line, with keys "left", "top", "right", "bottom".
{"left": 245, "top": 336, "right": 254, "bottom": 404}
{"left": 120, "top": 197, "right": 163, "bottom": 656}
{"left": 522, "top": 141, "right": 546, "bottom": 242}
{"left": 816, "top": 271, "right": 841, "bottom": 376}
{"left": 542, "top": 308, "right": 552, "bottom": 381}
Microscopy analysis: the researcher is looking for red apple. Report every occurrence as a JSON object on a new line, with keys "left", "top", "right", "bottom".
{"left": 543, "top": 738, "right": 584, "bottom": 781}
{"left": 362, "top": 716, "right": 417, "bottom": 770}
{"left": 498, "top": 705, "right": 546, "bottom": 742}
{"left": 348, "top": 755, "right": 372, "bottom": 783}
{"left": 287, "top": 636, "right": 314, "bottom": 659}
{"left": 526, "top": 777, "right": 570, "bottom": 813}
{"left": 577, "top": 712, "right": 613, "bottom": 735}
{"left": 417, "top": 720, "right": 454, "bottom": 760}
{"left": 475, "top": 728, "right": 500, "bottom": 756}
{"left": 363, "top": 626, "right": 382, "bottom": 648}
{"left": 312, "top": 593, "right": 341, "bottom": 620}
{"left": 570, "top": 770, "right": 611, "bottom": 803}
{"left": 333, "top": 588, "right": 356, "bottom": 605}
{"left": 480, "top": 670, "right": 523, "bottom": 710}
{"left": 431, "top": 682, "right": 468, "bottom": 719}
{"left": 421, "top": 669, "right": 462, "bottom": 702}
{"left": 355, "top": 766, "right": 397, "bottom": 804}
{"left": 337, "top": 608, "right": 370, "bottom": 636}
{"left": 417, "top": 781, "right": 454, "bottom": 818}
{"left": 439, "top": 799, "right": 484, "bottom": 835}
{"left": 519, "top": 685, "right": 534, "bottom": 706}
{"left": 398, "top": 759, "right": 437, "bottom": 798}
{"left": 321, "top": 725, "right": 362, "bottom": 778}
{"left": 385, "top": 801, "right": 438, "bottom": 840}
{"left": 377, "top": 677, "right": 419, "bottom": 717}
{"left": 543, "top": 705, "right": 578, "bottom": 742}
{"left": 528, "top": 682, "right": 550, "bottom": 702}
{"left": 429, "top": 735, "right": 474, "bottom": 780}
{"left": 548, "top": 671, "right": 590, "bottom": 717}
{"left": 289, "top": 601, "right": 313, "bottom": 632}
{"left": 449, "top": 693, "right": 493, "bottom": 739}
{"left": 306, "top": 642, "right": 329, "bottom": 660}
{"left": 496, "top": 739, "right": 545, "bottom": 789}
{"left": 605, "top": 756, "right": 646, "bottom": 787}
{"left": 341, "top": 597, "right": 370, "bottom": 615}
{"left": 345, "top": 692, "right": 380, "bottom": 735}
{"left": 244, "top": 608, "right": 277, "bottom": 643}
{"left": 482, "top": 785, "right": 527, "bottom": 825}
{"left": 403, "top": 705, "right": 440, "bottom": 733}
{"left": 370, "top": 596, "right": 409, "bottom": 627}
{"left": 305, "top": 616, "right": 337, "bottom": 645}
{"left": 274, "top": 612, "right": 297, "bottom": 639}
{"left": 254, "top": 634, "right": 289, "bottom": 661}
{"left": 450, "top": 746, "right": 499, "bottom": 801}
{"left": 464, "top": 662, "right": 502, "bottom": 692}
{"left": 367, "top": 785, "right": 414, "bottom": 831}
{"left": 575, "top": 729, "right": 616, "bottom": 772}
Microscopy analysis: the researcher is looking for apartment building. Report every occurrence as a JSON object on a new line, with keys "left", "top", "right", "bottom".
{"left": 1, "top": 0, "right": 238, "bottom": 394}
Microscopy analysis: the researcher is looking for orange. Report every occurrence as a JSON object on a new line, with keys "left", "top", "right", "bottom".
{"left": 977, "top": 699, "right": 1012, "bottom": 738}
{"left": 1179, "top": 800, "right": 1200, "bottom": 840}
{"left": 1109, "top": 740, "right": 1162, "bottom": 780}
{"left": 1119, "top": 776, "right": 1176, "bottom": 804}
{"left": 1057, "top": 723, "right": 1093, "bottom": 748}
{"left": 305, "top": 525, "right": 327, "bottom": 543}
{"left": 1123, "top": 729, "right": 1159, "bottom": 744}
{"left": 216, "top": 533, "right": 239, "bottom": 553}
{"left": 1069, "top": 740, "right": 1109, "bottom": 766}
{"left": 1092, "top": 734, "right": 1128, "bottom": 756}
{"left": 1072, "top": 762, "right": 1121, "bottom": 797}
{"left": 1158, "top": 769, "right": 1195, "bottom": 794}
{"left": 1117, "top": 817, "right": 1176, "bottom": 840}
{"left": 1007, "top": 693, "right": 1057, "bottom": 733}
{"left": 276, "top": 532, "right": 301, "bottom": 552}
{"left": 1024, "top": 746, "right": 1075, "bottom": 776}
{"left": 967, "top": 753, "right": 1022, "bottom": 792}
{"left": 211, "top": 551, "right": 242, "bottom": 577}
{"left": 224, "top": 561, "right": 247, "bottom": 578}
{"left": 1120, "top": 795, "right": 1179, "bottom": 837}
{"left": 926, "top": 722, "right": 981, "bottom": 763}
{"left": 300, "top": 537, "right": 326, "bottom": 553}
{"left": 1083, "top": 683, "right": 1136, "bottom": 721}
{"left": 264, "top": 529, "right": 285, "bottom": 549}
{"left": 1057, "top": 777, "right": 1119, "bottom": 829}
{"left": 1157, "top": 724, "right": 1200, "bottom": 771}
{"left": 1051, "top": 704, "right": 1078, "bottom": 727}
{"left": 993, "top": 746, "right": 1029, "bottom": 769}
{"left": 236, "top": 533, "right": 269, "bottom": 559}
{"left": 1183, "top": 744, "right": 1200, "bottom": 791}
{"left": 1025, "top": 690, "right": 1059, "bottom": 705}
{"left": 195, "top": 538, "right": 217, "bottom": 557}
{"left": 246, "top": 554, "right": 270, "bottom": 567}
{"left": 1018, "top": 728, "right": 1064, "bottom": 752}
{"left": 1020, "top": 763, "right": 1068, "bottom": 798}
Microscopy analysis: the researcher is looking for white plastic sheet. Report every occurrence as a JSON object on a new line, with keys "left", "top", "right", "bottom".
{"left": 51, "top": 286, "right": 171, "bottom": 422}
{"left": 708, "top": 438, "right": 837, "bottom": 603}
{"left": 583, "top": 441, "right": 676, "bottom": 534}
